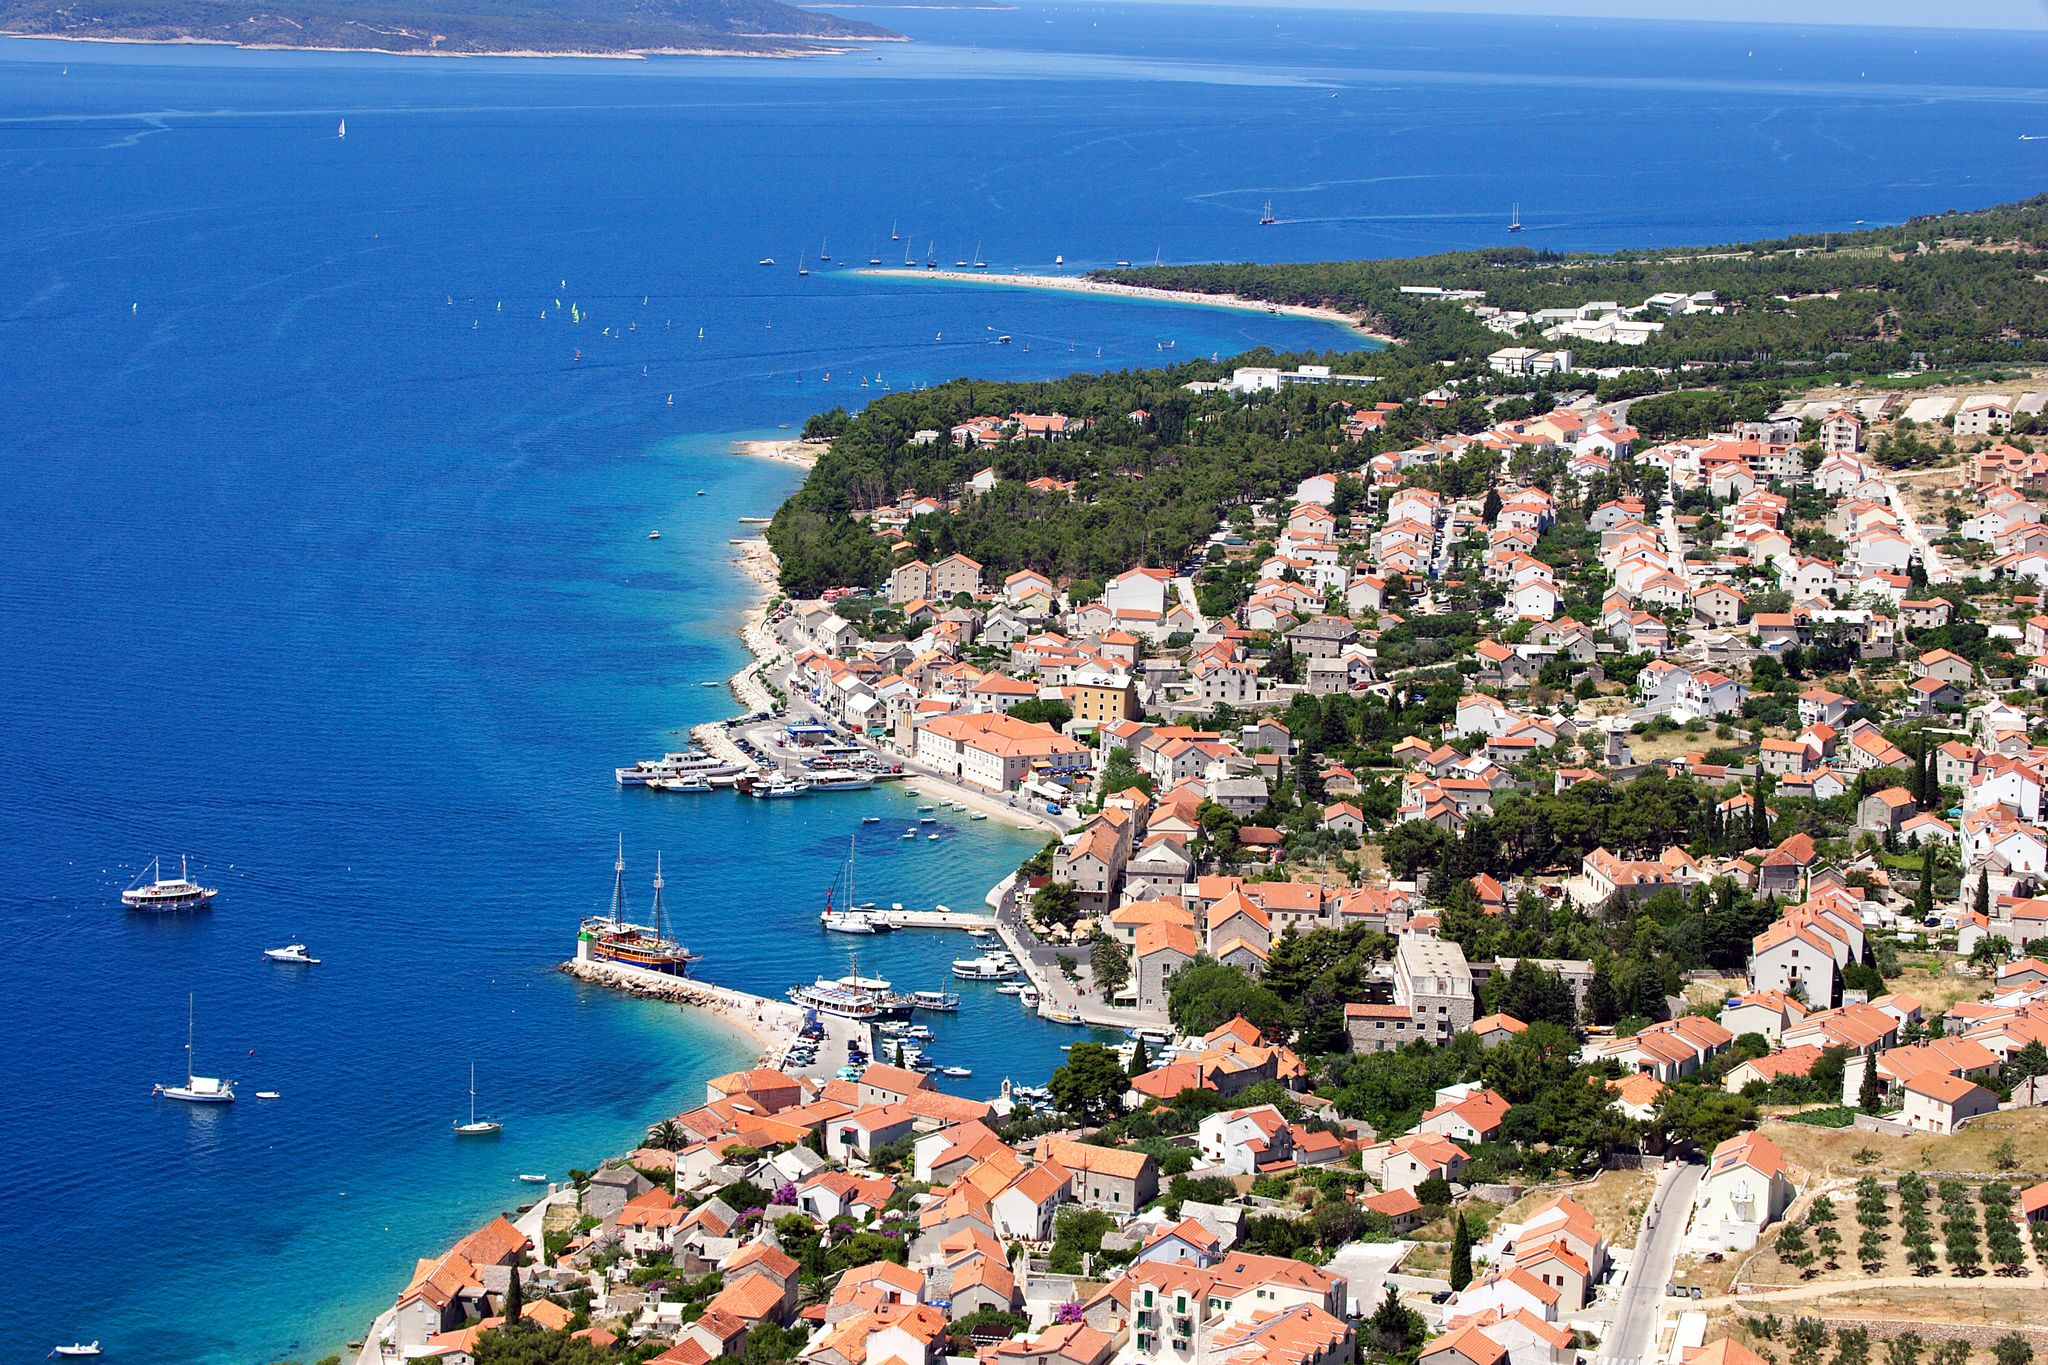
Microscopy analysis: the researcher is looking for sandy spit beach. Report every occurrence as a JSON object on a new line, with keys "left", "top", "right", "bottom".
{"left": 855, "top": 267, "right": 1394, "bottom": 344}
{"left": 732, "top": 436, "right": 827, "bottom": 471}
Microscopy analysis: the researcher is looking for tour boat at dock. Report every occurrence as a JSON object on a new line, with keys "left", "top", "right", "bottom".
{"left": 806, "top": 769, "right": 874, "bottom": 792}
{"left": 951, "top": 955, "right": 1015, "bottom": 982}
{"left": 788, "top": 971, "right": 905, "bottom": 1020}
{"left": 121, "top": 855, "right": 217, "bottom": 912}
{"left": 911, "top": 988, "right": 961, "bottom": 1012}
{"left": 578, "top": 840, "right": 699, "bottom": 977}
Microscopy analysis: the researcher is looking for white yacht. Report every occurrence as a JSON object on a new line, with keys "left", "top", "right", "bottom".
{"left": 951, "top": 955, "right": 1015, "bottom": 982}
{"left": 808, "top": 769, "right": 874, "bottom": 792}
{"left": 155, "top": 994, "right": 235, "bottom": 1104}
{"left": 453, "top": 1062, "right": 502, "bottom": 1135}
{"left": 263, "top": 943, "right": 319, "bottom": 964}
{"left": 122, "top": 855, "right": 216, "bottom": 912}
{"left": 741, "top": 772, "right": 812, "bottom": 799}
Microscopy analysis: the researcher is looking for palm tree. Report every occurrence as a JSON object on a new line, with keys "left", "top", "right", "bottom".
{"left": 646, "top": 1117, "right": 684, "bottom": 1150}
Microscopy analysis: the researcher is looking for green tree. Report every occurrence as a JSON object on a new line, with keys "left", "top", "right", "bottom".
{"left": 1858, "top": 1057, "right": 1882, "bottom": 1114}
{"left": 1048, "top": 1043, "right": 1131, "bottom": 1125}
{"left": 1885, "top": 1334, "right": 1925, "bottom": 1365}
{"left": 1450, "top": 1212, "right": 1473, "bottom": 1291}
{"left": 1034, "top": 881, "right": 1082, "bottom": 930}
{"left": 502, "top": 1263, "right": 523, "bottom": 1323}
{"left": 1993, "top": 1336, "right": 2036, "bottom": 1365}
{"left": 1127, "top": 1036, "right": 1150, "bottom": 1078}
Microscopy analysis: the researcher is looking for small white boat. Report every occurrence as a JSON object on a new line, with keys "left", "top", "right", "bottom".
{"left": 337, "top": 118, "right": 345, "bottom": 139}
{"left": 861, "top": 816, "right": 881, "bottom": 824}
{"left": 648, "top": 530, "right": 662, "bottom": 540}
{"left": 256, "top": 1091, "right": 281, "bottom": 1100}
{"left": 48, "top": 1343, "right": 101, "bottom": 1358}
{"left": 919, "top": 816, "right": 937, "bottom": 824}
{"left": 519, "top": 1173, "right": 549, "bottom": 1184}
{"left": 263, "top": 943, "right": 319, "bottom": 965}
{"left": 759, "top": 257, "right": 775, "bottom": 266}
{"left": 969, "top": 812, "right": 988, "bottom": 821}
{"left": 927, "top": 833, "right": 940, "bottom": 841}
{"left": 453, "top": 1062, "right": 502, "bottom": 1136}
{"left": 901, "top": 830, "right": 916, "bottom": 840}
{"left": 941, "top": 1065, "right": 972, "bottom": 1077}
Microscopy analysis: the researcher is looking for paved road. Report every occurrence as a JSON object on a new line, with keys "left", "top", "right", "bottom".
{"left": 1887, "top": 482, "right": 1954, "bottom": 584}
{"left": 1603, "top": 1161, "right": 1702, "bottom": 1365}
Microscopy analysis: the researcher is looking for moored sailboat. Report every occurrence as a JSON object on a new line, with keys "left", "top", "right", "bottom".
{"left": 155, "top": 993, "right": 235, "bottom": 1104}
{"left": 452, "top": 1062, "right": 500, "bottom": 1136}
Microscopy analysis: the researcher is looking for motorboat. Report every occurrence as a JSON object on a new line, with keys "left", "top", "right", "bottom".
{"left": 256, "top": 1091, "right": 281, "bottom": 1100}
{"left": 919, "top": 816, "right": 937, "bottom": 824}
{"left": 952, "top": 955, "right": 1014, "bottom": 982}
{"left": 453, "top": 1062, "right": 502, "bottom": 1136}
{"left": 263, "top": 943, "right": 319, "bottom": 964}
{"left": 739, "top": 772, "right": 812, "bottom": 798}
{"left": 1019, "top": 987, "right": 1042, "bottom": 1009}
{"left": 901, "top": 830, "right": 916, "bottom": 840}
{"left": 861, "top": 816, "right": 882, "bottom": 824}
{"left": 911, "top": 988, "right": 961, "bottom": 1012}
{"left": 155, "top": 994, "right": 235, "bottom": 1104}
{"left": 648, "top": 530, "right": 662, "bottom": 540}
{"left": 996, "top": 981, "right": 1025, "bottom": 995}
{"left": 122, "top": 855, "right": 216, "bottom": 912}
{"left": 48, "top": 1343, "right": 101, "bottom": 1358}
{"left": 519, "top": 1173, "right": 549, "bottom": 1184}
{"left": 941, "top": 1065, "right": 972, "bottom": 1078}
{"left": 654, "top": 774, "right": 712, "bottom": 793}
{"left": 927, "top": 833, "right": 940, "bottom": 841}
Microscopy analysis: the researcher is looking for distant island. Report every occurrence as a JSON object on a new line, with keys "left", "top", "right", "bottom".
{"left": 0, "top": 0, "right": 901, "bottom": 57}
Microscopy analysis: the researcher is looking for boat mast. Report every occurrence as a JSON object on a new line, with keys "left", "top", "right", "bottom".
{"left": 470, "top": 1062, "right": 478, "bottom": 1126}
{"left": 610, "top": 835, "right": 626, "bottom": 926}
{"left": 651, "top": 852, "right": 666, "bottom": 941}
{"left": 185, "top": 992, "right": 195, "bottom": 1087}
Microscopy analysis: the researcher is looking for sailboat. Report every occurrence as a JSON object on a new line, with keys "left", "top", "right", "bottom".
{"left": 868, "top": 238, "right": 882, "bottom": 266}
{"left": 453, "top": 1062, "right": 501, "bottom": 1135}
{"left": 1259, "top": 201, "right": 1276, "bottom": 225}
{"left": 1055, "top": 254, "right": 1064, "bottom": 268}
{"left": 817, "top": 237, "right": 830, "bottom": 262}
{"left": 338, "top": 118, "right": 346, "bottom": 139}
{"left": 973, "top": 241, "right": 987, "bottom": 269}
{"left": 1509, "top": 202, "right": 1523, "bottom": 233}
{"left": 154, "top": 993, "right": 235, "bottom": 1104}
{"left": 890, "top": 218, "right": 900, "bottom": 241}
{"left": 821, "top": 836, "right": 892, "bottom": 934}
{"left": 797, "top": 252, "right": 809, "bottom": 277}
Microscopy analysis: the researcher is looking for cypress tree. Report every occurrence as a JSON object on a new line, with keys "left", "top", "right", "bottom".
{"left": 1916, "top": 841, "right": 1937, "bottom": 921}
{"left": 1450, "top": 1214, "right": 1473, "bottom": 1291}
{"left": 1128, "top": 1037, "right": 1150, "bottom": 1079}
{"left": 503, "top": 1261, "right": 523, "bottom": 1323}
{"left": 1858, "top": 1056, "right": 1882, "bottom": 1115}
{"left": 1976, "top": 870, "right": 1991, "bottom": 919}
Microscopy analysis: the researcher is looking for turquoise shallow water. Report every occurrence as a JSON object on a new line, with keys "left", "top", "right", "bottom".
{"left": 3, "top": 6, "right": 2046, "bottom": 1360}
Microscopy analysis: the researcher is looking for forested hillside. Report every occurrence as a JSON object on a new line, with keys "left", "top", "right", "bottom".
{"left": 0, "top": 0, "right": 897, "bottom": 55}
{"left": 767, "top": 196, "right": 2048, "bottom": 596}
{"left": 1100, "top": 196, "right": 2048, "bottom": 378}
{"left": 766, "top": 350, "right": 1460, "bottom": 595}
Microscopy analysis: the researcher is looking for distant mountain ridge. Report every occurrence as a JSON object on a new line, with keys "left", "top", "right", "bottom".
{"left": 0, "top": 0, "right": 901, "bottom": 55}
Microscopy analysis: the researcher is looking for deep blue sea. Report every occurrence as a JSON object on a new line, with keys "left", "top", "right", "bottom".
{"left": 2, "top": 5, "right": 2045, "bottom": 1361}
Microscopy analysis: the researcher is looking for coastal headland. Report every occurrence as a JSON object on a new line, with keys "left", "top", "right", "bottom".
{"left": 856, "top": 266, "right": 1393, "bottom": 343}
